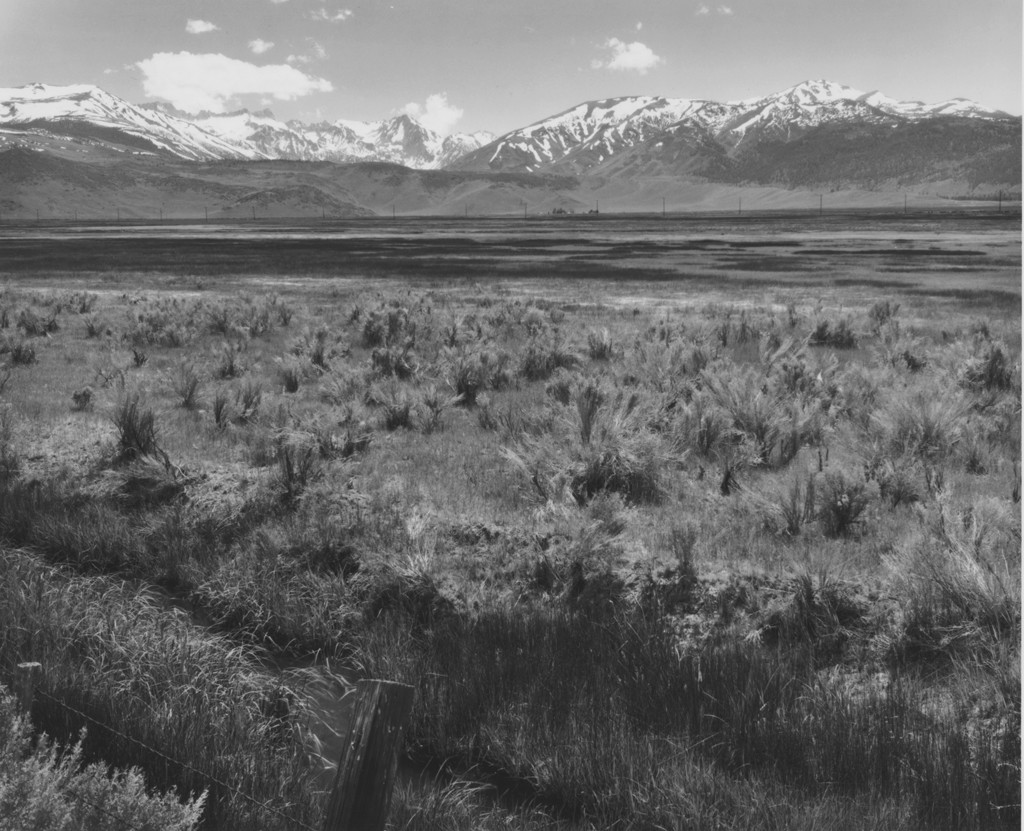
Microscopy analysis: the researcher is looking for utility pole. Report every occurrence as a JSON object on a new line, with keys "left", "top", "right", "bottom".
{"left": 662, "top": 197, "right": 666, "bottom": 218}
{"left": 904, "top": 194, "right": 907, "bottom": 215}
{"left": 819, "top": 194, "right": 823, "bottom": 216}
{"left": 738, "top": 197, "right": 742, "bottom": 216}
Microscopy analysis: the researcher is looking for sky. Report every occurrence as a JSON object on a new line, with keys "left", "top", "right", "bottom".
{"left": 1, "top": 0, "right": 1020, "bottom": 135}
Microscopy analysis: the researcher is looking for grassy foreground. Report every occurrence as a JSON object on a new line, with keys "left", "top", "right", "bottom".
{"left": 0, "top": 231, "right": 1018, "bottom": 829}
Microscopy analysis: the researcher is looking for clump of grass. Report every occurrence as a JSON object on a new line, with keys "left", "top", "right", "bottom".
{"left": 0, "top": 406, "right": 18, "bottom": 481}
{"left": 84, "top": 314, "right": 106, "bottom": 338}
{"left": 371, "top": 341, "right": 418, "bottom": 379}
{"left": 369, "top": 381, "right": 416, "bottom": 431}
{"left": 587, "top": 328, "right": 616, "bottom": 361}
{"left": 111, "top": 392, "right": 161, "bottom": 463}
{"left": 362, "top": 306, "right": 414, "bottom": 349}
{"left": 504, "top": 390, "right": 672, "bottom": 505}
{"left": 294, "top": 324, "right": 337, "bottom": 372}
{"left": 817, "top": 470, "right": 871, "bottom": 537}
{"left": 872, "top": 391, "right": 969, "bottom": 462}
{"left": 211, "top": 390, "right": 233, "bottom": 429}
{"left": 275, "top": 432, "right": 322, "bottom": 502}
{"left": 170, "top": 361, "right": 203, "bottom": 409}
{"left": 418, "top": 385, "right": 461, "bottom": 433}
{"left": 6, "top": 339, "right": 37, "bottom": 365}
{"left": 518, "top": 335, "right": 580, "bottom": 381}
{"left": 277, "top": 359, "right": 302, "bottom": 393}
{"left": 70, "top": 386, "right": 93, "bottom": 412}
{"left": 234, "top": 379, "right": 262, "bottom": 424}
{"left": 867, "top": 300, "right": 900, "bottom": 335}
{"left": 213, "top": 342, "right": 246, "bottom": 379}
{"left": 17, "top": 307, "right": 59, "bottom": 337}
{"left": 886, "top": 496, "right": 1021, "bottom": 663}
{"left": 960, "top": 344, "right": 1016, "bottom": 392}
{"left": 809, "top": 317, "right": 857, "bottom": 349}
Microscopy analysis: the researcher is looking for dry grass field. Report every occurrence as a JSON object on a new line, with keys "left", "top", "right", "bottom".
{"left": 0, "top": 210, "right": 1019, "bottom": 830}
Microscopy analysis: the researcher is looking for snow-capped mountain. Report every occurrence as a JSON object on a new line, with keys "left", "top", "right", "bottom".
{"left": 0, "top": 84, "right": 493, "bottom": 168}
{"left": 0, "top": 83, "right": 260, "bottom": 161}
{"left": 0, "top": 80, "right": 1016, "bottom": 195}
{"left": 455, "top": 79, "right": 1014, "bottom": 174}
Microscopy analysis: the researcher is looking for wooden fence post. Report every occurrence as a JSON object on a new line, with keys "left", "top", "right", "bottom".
{"left": 321, "top": 679, "right": 414, "bottom": 831}
{"left": 16, "top": 662, "right": 42, "bottom": 713}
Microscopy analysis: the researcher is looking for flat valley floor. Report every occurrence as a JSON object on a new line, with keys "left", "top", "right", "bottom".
{"left": 0, "top": 209, "right": 1019, "bottom": 830}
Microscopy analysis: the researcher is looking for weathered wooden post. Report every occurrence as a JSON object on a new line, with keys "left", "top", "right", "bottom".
{"left": 15, "top": 662, "right": 41, "bottom": 713}
{"left": 321, "top": 679, "right": 414, "bottom": 831}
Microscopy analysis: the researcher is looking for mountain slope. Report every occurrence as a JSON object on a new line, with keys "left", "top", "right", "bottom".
{"left": 0, "top": 84, "right": 260, "bottom": 161}
{"left": 453, "top": 79, "right": 1018, "bottom": 195}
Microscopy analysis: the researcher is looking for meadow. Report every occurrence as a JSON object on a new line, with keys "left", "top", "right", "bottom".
{"left": 0, "top": 210, "right": 1019, "bottom": 830}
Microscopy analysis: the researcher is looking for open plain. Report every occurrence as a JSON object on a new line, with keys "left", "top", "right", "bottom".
{"left": 0, "top": 209, "right": 1019, "bottom": 830}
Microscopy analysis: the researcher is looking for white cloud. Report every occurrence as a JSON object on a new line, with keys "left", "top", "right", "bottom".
{"left": 136, "top": 52, "right": 333, "bottom": 113}
{"left": 286, "top": 54, "right": 311, "bottom": 65}
{"left": 270, "top": 0, "right": 290, "bottom": 4}
{"left": 249, "top": 39, "right": 274, "bottom": 55}
{"left": 185, "top": 19, "right": 219, "bottom": 34}
{"left": 310, "top": 40, "right": 327, "bottom": 59}
{"left": 697, "top": 4, "right": 733, "bottom": 16}
{"left": 718, "top": 6, "right": 734, "bottom": 15}
{"left": 636, "top": 22, "right": 643, "bottom": 31}
{"left": 592, "top": 38, "right": 663, "bottom": 74}
{"left": 402, "top": 92, "right": 464, "bottom": 135}
{"left": 696, "top": 5, "right": 710, "bottom": 15}
{"left": 308, "top": 8, "right": 353, "bottom": 23}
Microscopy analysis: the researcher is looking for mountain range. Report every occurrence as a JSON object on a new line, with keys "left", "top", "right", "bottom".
{"left": 0, "top": 80, "right": 1018, "bottom": 217}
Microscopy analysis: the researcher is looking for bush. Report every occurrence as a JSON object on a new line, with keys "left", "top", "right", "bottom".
{"left": 809, "top": 318, "right": 857, "bottom": 349}
{"left": 71, "top": 387, "right": 93, "bottom": 412}
{"left": 518, "top": 336, "right": 580, "bottom": 381}
{"left": 960, "top": 345, "right": 1016, "bottom": 392}
{"left": 872, "top": 391, "right": 969, "bottom": 462}
{"left": 0, "top": 687, "right": 206, "bottom": 831}
{"left": 818, "top": 471, "right": 871, "bottom": 537}
{"left": 8, "top": 339, "right": 36, "bottom": 365}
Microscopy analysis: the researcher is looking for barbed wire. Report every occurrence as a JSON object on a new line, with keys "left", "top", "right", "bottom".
{"left": 35, "top": 687, "right": 320, "bottom": 831}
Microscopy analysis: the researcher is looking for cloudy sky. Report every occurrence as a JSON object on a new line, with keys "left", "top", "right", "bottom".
{"left": 1, "top": 0, "right": 1019, "bottom": 134}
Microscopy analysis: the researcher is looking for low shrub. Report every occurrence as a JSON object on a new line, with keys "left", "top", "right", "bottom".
{"left": 518, "top": 336, "right": 580, "bottom": 381}
{"left": 817, "top": 470, "right": 871, "bottom": 537}
{"left": 809, "top": 318, "right": 857, "bottom": 349}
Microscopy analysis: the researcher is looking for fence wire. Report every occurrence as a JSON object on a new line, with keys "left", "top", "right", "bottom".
{"left": 35, "top": 687, "right": 320, "bottom": 831}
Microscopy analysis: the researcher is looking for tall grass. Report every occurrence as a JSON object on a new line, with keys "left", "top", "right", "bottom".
{"left": 359, "top": 602, "right": 1019, "bottom": 829}
{"left": 0, "top": 548, "right": 323, "bottom": 830}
